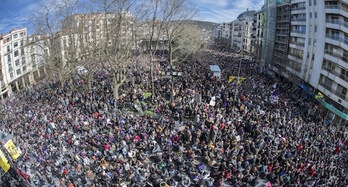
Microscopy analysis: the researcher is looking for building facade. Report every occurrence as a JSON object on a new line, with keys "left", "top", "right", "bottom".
{"left": 267, "top": 0, "right": 348, "bottom": 121}
{"left": 231, "top": 10, "right": 256, "bottom": 53}
{"left": 0, "top": 29, "right": 48, "bottom": 98}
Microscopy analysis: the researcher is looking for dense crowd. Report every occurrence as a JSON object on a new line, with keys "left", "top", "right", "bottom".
{"left": 0, "top": 49, "right": 347, "bottom": 187}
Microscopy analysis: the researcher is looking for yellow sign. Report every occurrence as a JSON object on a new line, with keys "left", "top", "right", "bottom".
{"left": 0, "top": 150, "right": 10, "bottom": 173}
{"left": 4, "top": 139, "right": 21, "bottom": 160}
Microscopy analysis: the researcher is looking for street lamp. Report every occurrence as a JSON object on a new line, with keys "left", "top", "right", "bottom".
{"left": 163, "top": 65, "right": 183, "bottom": 102}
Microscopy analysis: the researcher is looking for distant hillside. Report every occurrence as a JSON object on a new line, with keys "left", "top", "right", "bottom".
{"left": 182, "top": 20, "right": 218, "bottom": 31}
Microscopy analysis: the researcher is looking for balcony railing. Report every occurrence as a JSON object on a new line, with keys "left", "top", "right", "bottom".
{"left": 339, "top": 73, "right": 348, "bottom": 82}
{"left": 291, "top": 17, "right": 306, "bottom": 21}
{"left": 334, "top": 90, "right": 347, "bottom": 100}
{"left": 291, "top": 30, "right": 306, "bottom": 34}
{"left": 326, "top": 19, "right": 348, "bottom": 30}
{"left": 325, "top": 4, "right": 348, "bottom": 12}
{"left": 325, "top": 5, "right": 339, "bottom": 9}
{"left": 290, "top": 41, "right": 305, "bottom": 46}
{"left": 325, "top": 34, "right": 348, "bottom": 45}
{"left": 325, "top": 49, "right": 348, "bottom": 62}
{"left": 291, "top": 7, "right": 306, "bottom": 11}
{"left": 326, "top": 34, "right": 340, "bottom": 41}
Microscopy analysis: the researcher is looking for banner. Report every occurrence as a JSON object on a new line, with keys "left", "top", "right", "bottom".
{"left": 4, "top": 139, "right": 21, "bottom": 160}
{"left": 0, "top": 150, "right": 10, "bottom": 173}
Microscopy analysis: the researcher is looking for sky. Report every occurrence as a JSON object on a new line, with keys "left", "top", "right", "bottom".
{"left": 195, "top": 0, "right": 264, "bottom": 23}
{"left": 0, "top": 0, "right": 264, "bottom": 35}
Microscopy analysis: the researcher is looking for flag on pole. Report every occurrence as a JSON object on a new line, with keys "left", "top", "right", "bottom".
{"left": 237, "top": 77, "right": 246, "bottom": 84}
{"left": 228, "top": 76, "right": 236, "bottom": 83}
{"left": 315, "top": 92, "right": 324, "bottom": 99}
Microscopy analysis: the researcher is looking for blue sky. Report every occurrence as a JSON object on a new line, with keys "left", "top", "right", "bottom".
{"left": 195, "top": 0, "right": 264, "bottom": 23}
{"left": 0, "top": 0, "right": 38, "bottom": 34}
{"left": 0, "top": 0, "right": 264, "bottom": 35}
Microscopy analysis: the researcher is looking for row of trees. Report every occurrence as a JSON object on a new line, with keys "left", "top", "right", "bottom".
{"left": 29, "top": 0, "right": 208, "bottom": 101}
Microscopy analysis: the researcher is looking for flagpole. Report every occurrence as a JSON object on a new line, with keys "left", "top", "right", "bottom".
{"left": 234, "top": 56, "right": 242, "bottom": 101}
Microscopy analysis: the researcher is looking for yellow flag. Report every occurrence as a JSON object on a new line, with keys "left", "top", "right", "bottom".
{"left": 0, "top": 150, "right": 10, "bottom": 173}
{"left": 4, "top": 139, "right": 20, "bottom": 160}
{"left": 228, "top": 76, "right": 236, "bottom": 83}
{"left": 315, "top": 92, "right": 324, "bottom": 99}
{"left": 237, "top": 77, "right": 246, "bottom": 84}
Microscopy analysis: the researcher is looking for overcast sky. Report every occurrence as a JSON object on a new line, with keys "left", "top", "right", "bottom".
{"left": 0, "top": 0, "right": 264, "bottom": 35}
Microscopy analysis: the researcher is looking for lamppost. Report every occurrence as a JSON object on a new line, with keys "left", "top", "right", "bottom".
{"left": 163, "top": 65, "right": 183, "bottom": 102}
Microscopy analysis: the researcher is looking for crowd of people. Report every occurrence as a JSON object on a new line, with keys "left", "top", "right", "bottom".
{"left": 0, "top": 49, "right": 347, "bottom": 187}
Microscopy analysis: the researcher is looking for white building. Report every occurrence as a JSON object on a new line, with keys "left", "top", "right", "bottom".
{"left": 231, "top": 10, "right": 256, "bottom": 53}
{"left": 0, "top": 29, "right": 48, "bottom": 98}
{"left": 0, "top": 28, "right": 28, "bottom": 97}
{"left": 284, "top": 0, "right": 348, "bottom": 120}
{"left": 214, "top": 22, "right": 233, "bottom": 46}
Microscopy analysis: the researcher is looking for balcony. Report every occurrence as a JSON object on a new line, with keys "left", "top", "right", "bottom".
{"left": 291, "top": 17, "right": 306, "bottom": 22}
{"left": 325, "top": 4, "right": 348, "bottom": 18}
{"left": 334, "top": 90, "right": 347, "bottom": 100}
{"left": 326, "top": 19, "right": 348, "bottom": 32}
{"left": 289, "top": 41, "right": 305, "bottom": 47}
{"left": 290, "top": 30, "right": 306, "bottom": 37}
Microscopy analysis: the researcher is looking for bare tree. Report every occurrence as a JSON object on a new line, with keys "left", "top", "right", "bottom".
{"left": 30, "top": 0, "right": 80, "bottom": 86}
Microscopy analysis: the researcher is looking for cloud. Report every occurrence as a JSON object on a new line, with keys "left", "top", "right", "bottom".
{"left": 197, "top": 0, "right": 229, "bottom": 8}
{"left": 195, "top": 0, "right": 264, "bottom": 23}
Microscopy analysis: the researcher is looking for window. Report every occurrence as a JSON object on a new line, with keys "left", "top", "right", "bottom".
{"left": 315, "top": 12, "right": 317, "bottom": 18}
{"left": 309, "top": 0, "right": 312, "bottom": 6}
{"left": 336, "top": 84, "right": 347, "bottom": 99}
{"left": 314, "top": 25, "right": 317, "bottom": 32}
{"left": 9, "top": 72, "right": 13, "bottom": 79}
{"left": 6, "top": 38, "right": 10, "bottom": 43}
{"left": 314, "top": 39, "right": 317, "bottom": 46}
{"left": 322, "top": 60, "right": 336, "bottom": 73}
{"left": 310, "top": 13, "right": 312, "bottom": 18}
{"left": 22, "top": 66, "right": 26, "bottom": 72}
{"left": 15, "top": 59, "right": 20, "bottom": 66}
{"left": 7, "top": 46, "right": 10, "bottom": 52}
{"left": 7, "top": 55, "right": 11, "bottom": 62}
{"left": 13, "top": 34, "right": 18, "bottom": 39}
{"left": 314, "top": 0, "right": 317, "bottom": 5}
{"left": 8, "top": 63, "right": 13, "bottom": 72}
{"left": 340, "top": 68, "right": 348, "bottom": 81}
{"left": 16, "top": 69, "right": 21, "bottom": 75}
{"left": 14, "top": 50, "right": 19, "bottom": 57}
{"left": 22, "top": 57, "right": 26, "bottom": 64}
{"left": 320, "top": 75, "right": 333, "bottom": 90}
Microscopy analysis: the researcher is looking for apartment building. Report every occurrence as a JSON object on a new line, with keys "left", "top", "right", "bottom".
{"left": 214, "top": 22, "right": 233, "bottom": 48}
{"left": 281, "top": 0, "right": 347, "bottom": 120}
{"left": 272, "top": 0, "right": 291, "bottom": 77}
{"left": 0, "top": 29, "right": 49, "bottom": 98}
{"left": 0, "top": 28, "right": 28, "bottom": 97}
{"left": 231, "top": 10, "right": 256, "bottom": 53}
{"left": 252, "top": 9, "right": 265, "bottom": 66}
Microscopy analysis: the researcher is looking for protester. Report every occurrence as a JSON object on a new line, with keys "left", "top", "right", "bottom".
{"left": 0, "top": 48, "right": 347, "bottom": 187}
